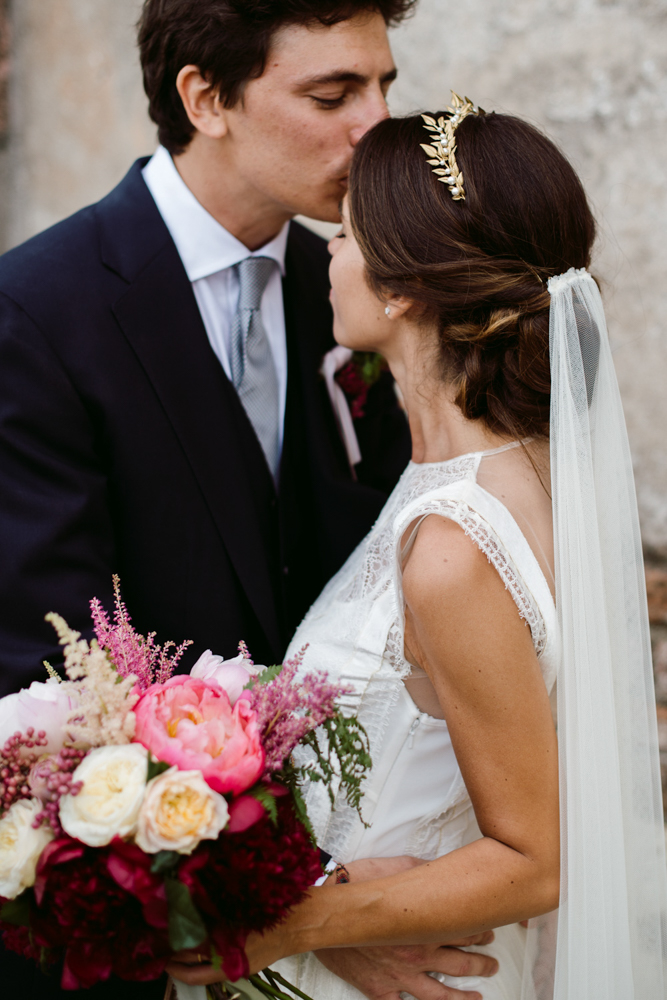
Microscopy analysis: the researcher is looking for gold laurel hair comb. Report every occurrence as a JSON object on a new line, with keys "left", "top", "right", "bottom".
{"left": 420, "top": 91, "right": 483, "bottom": 201}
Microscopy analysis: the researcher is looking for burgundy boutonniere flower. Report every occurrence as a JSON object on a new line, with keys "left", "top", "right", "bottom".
{"left": 321, "top": 348, "right": 387, "bottom": 474}
{"left": 335, "top": 352, "right": 387, "bottom": 419}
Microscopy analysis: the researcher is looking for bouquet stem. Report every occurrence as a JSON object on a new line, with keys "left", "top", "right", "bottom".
{"left": 252, "top": 969, "right": 315, "bottom": 1000}
{"left": 205, "top": 970, "right": 314, "bottom": 1000}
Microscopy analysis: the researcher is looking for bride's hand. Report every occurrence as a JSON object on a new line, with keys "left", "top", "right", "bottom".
{"left": 165, "top": 923, "right": 288, "bottom": 987}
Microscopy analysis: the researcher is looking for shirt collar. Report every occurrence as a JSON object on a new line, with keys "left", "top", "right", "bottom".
{"left": 142, "top": 145, "right": 289, "bottom": 282}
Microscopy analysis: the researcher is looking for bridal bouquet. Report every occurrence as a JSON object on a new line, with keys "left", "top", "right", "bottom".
{"left": 0, "top": 578, "right": 370, "bottom": 994}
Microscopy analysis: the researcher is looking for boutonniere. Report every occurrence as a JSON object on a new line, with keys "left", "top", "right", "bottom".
{"left": 320, "top": 349, "right": 386, "bottom": 477}
{"left": 334, "top": 351, "right": 387, "bottom": 418}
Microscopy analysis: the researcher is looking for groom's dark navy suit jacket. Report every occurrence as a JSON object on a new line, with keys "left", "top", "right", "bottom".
{"left": 0, "top": 160, "right": 411, "bottom": 997}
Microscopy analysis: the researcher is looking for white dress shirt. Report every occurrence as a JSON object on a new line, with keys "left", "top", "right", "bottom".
{"left": 142, "top": 145, "right": 290, "bottom": 450}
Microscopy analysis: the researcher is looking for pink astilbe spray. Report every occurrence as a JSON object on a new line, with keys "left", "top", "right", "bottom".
{"left": 249, "top": 647, "right": 349, "bottom": 773}
{"left": 90, "top": 575, "right": 191, "bottom": 689}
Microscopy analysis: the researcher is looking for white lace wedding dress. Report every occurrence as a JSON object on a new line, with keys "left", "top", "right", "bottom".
{"left": 273, "top": 440, "right": 559, "bottom": 1000}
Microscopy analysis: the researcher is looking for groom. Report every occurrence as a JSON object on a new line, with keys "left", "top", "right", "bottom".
{"left": 0, "top": 1, "right": 498, "bottom": 997}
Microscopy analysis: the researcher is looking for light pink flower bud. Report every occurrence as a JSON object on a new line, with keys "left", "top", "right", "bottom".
{"left": 0, "top": 681, "right": 77, "bottom": 756}
{"left": 28, "top": 756, "right": 59, "bottom": 802}
{"left": 190, "top": 650, "right": 263, "bottom": 706}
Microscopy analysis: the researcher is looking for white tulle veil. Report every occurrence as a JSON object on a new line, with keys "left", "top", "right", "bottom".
{"left": 520, "top": 267, "right": 667, "bottom": 999}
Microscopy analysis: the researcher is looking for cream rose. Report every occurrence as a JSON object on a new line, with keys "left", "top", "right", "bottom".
{"left": 0, "top": 798, "right": 53, "bottom": 899}
{"left": 59, "top": 743, "right": 148, "bottom": 847}
{"left": 135, "top": 766, "right": 229, "bottom": 855}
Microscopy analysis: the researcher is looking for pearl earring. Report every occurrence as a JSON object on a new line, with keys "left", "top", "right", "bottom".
{"left": 384, "top": 306, "right": 391, "bottom": 316}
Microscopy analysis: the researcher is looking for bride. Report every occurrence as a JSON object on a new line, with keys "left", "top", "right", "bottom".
{"left": 168, "top": 96, "right": 667, "bottom": 999}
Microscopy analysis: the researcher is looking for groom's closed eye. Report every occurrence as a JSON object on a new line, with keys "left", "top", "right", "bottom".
{"left": 299, "top": 67, "right": 398, "bottom": 109}
{"left": 310, "top": 94, "right": 348, "bottom": 110}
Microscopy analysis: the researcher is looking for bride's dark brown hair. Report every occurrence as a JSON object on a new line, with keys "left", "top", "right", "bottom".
{"left": 347, "top": 111, "right": 596, "bottom": 439}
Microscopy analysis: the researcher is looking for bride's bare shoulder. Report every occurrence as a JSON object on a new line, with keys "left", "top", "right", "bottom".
{"left": 402, "top": 515, "right": 493, "bottom": 609}
{"left": 401, "top": 511, "right": 534, "bottom": 653}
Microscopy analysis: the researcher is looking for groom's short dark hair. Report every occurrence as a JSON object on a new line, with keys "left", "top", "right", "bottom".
{"left": 138, "top": 0, "right": 416, "bottom": 154}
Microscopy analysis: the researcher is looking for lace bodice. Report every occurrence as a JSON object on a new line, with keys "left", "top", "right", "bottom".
{"left": 287, "top": 442, "right": 558, "bottom": 855}
{"left": 274, "top": 444, "right": 559, "bottom": 1000}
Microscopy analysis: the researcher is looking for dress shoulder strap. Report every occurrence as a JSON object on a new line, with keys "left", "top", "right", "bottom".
{"left": 391, "top": 477, "right": 559, "bottom": 692}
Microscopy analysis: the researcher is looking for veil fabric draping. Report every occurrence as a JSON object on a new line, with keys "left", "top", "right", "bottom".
{"left": 521, "top": 268, "right": 667, "bottom": 999}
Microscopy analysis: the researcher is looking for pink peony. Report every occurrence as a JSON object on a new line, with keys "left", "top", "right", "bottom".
{"left": 133, "top": 676, "right": 264, "bottom": 796}
{"left": 0, "top": 680, "right": 77, "bottom": 756}
{"left": 190, "top": 650, "right": 259, "bottom": 706}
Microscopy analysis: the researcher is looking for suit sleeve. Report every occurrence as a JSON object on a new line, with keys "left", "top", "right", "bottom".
{"left": 0, "top": 293, "right": 115, "bottom": 695}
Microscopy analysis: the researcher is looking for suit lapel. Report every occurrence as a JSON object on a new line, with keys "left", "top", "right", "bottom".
{"left": 98, "top": 163, "right": 282, "bottom": 658}
{"left": 280, "top": 223, "right": 390, "bottom": 589}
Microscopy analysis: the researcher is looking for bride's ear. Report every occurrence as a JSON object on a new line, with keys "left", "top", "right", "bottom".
{"left": 176, "top": 65, "right": 230, "bottom": 140}
{"left": 383, "top": 294, "right": 415, "bottom": 320}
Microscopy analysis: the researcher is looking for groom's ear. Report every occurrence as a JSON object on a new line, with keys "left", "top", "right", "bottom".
{"left": 176, "top": 65, "right": 230, "bottom": 140}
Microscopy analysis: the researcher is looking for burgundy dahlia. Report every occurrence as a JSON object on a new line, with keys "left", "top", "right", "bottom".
{"left": 179, "top": 797, "right": 321, "bottom": 978}
{"left": 29, "top": 837, "right": 170, "bottom": 989}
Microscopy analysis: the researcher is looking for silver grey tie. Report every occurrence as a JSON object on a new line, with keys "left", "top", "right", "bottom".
{"left": 230, "top": 256, "right": 280, "bottom": 479}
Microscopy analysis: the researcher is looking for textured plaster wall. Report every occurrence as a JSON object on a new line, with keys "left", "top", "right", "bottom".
{"left": 388, "top": 0, "right": 667, "bottom": 555}
{"left": 2, "top": 0, "right": 667, "bottom": 551}
{"left": 5, "top": 0, "right": 155, "bottom": 249}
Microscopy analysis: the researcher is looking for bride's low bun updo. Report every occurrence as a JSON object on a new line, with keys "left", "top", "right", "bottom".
{"left": 347, "top": 111, "right": 596, "bottom": 439}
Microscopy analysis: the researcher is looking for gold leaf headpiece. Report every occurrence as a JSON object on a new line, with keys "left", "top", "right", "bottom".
{"left": 420, "top": 91, "right": 483, "bottom": 201}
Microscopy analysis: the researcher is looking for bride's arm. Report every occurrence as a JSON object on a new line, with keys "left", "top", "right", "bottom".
{"left": 254, "top": 516, "right": 558, "bottom": 960}
{"left": 172, "top": 514, "right": 559, "bottom": 978}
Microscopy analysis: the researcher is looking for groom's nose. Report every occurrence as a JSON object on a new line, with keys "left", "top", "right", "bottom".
{"left": 349, "top": 85, "right": 391, "bottom": 147}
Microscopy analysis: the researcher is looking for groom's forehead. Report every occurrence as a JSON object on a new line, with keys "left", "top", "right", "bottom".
{"left": 262, "top": 12, "right": 396, "bottom": 83}
{"left": 292, "top": 67, "right": 398, "bottom": 90}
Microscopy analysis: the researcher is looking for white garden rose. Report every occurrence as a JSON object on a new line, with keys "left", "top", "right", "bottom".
{"left": 0, "top": 798, "right": 53, "bottom": 899}
{"left": 59, "top": 743, "right": 148, "bottom": 847}
{"left": 135, "top": 766, "right": 229, "bottom": 855}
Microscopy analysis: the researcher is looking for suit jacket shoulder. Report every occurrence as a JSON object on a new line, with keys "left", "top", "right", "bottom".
{"left": 0, "top": 205, "right": 98, "bottom": 304}
{"left": 0, "top": 158, "right": 171, "bottom": 329}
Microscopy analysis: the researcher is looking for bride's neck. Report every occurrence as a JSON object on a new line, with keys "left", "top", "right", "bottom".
{"left": 387, "top": 332, "right": 512, "bottom": 464}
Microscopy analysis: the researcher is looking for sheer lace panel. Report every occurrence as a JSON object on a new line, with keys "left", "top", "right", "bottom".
{"left": 337, "top": 455, "right": 480, "bottom": 604}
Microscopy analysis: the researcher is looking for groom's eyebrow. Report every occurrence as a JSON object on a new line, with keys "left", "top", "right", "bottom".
{"left": 296, "top": 67, "right": 398, "bottom": 88}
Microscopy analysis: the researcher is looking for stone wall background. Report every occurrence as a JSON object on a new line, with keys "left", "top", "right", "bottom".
{"left": 389, "top": 0, "right": 667, "bottom": 562}
{"left": 2, "top": 0, "right": 154, "bottom": 249}
{"left": 2, "top": 0, "right": 667, "bottom": 791}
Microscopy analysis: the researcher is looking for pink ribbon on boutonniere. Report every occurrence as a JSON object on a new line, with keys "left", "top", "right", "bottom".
{"left": 320, "top": 346, "right": 362, "bottom": 477}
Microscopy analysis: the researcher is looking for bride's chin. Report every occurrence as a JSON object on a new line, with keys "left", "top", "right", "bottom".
{"left": 333, "top": 328, "right": 381, "bottom": 353}
{"left": 336, "top": 340, "right": 380, "bottom": 354}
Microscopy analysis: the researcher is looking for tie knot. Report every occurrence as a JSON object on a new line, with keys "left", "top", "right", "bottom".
{"left": 237, "top": 256, "right": 276, "bottom": 311}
